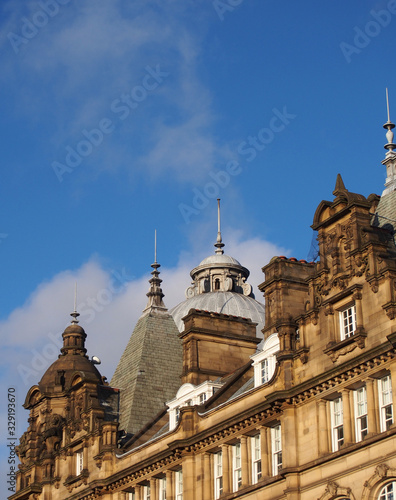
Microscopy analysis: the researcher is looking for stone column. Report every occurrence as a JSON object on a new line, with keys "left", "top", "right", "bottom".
{"left": 365, "top": 378, "right": 378, "bottom": 435}
{"left": 283, "top": 407, "right": 297, "bottom": 467}
{"left": 166, "top": 470, "right": 173, "bottom": 500}
{"left": 135, "top": 485, "right": 142, "bottom": 500}
{"left": 221, "top": 444, "right": 230, "bottom": 494}
{"left": 260, "top": 427, "right": 270, "bottom": 477}
{"left": 240, "top": 436, "right": 249, "bottom": 487}
{"left": 342, "top": 389, "right": 353, "bottom": 445}
{"left": 317, "top": 400, "right": 329, "bottom": 455}
{"left": 150, "top": 478, "right": 157, "bottom": 499}
{"left": 203, "top": 453, "right": 212, "bottom": 500}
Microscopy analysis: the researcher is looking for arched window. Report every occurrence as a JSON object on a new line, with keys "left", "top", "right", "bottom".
{"left": 379, "top": 482, "right": 396, "bottom": 499}
{"left": 214, "top": 278, "right": 220, "bottom": 290}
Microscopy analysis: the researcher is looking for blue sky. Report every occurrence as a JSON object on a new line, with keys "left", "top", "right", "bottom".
{"left": 1, "top": 0, "right": 396, "bottom": 491}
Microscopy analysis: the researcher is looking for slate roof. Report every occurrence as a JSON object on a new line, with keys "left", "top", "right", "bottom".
{"left": 110, "top": 310, "right": 182, "bottom": 437}
{"left": 372, "top": 190, "right": 396, "bottom": 237}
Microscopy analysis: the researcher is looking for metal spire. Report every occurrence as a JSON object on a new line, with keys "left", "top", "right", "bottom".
{"left": 70, "top": 281, "right": 80, "bottom": 324}
{"left": 214, "top": 198, "right": 225, "bottom": 255}
{"left": 384, "top": 88, "right": 395, "bottom": 153}
{"left": 144, "top": 230, "right": 166, "bottom": 312}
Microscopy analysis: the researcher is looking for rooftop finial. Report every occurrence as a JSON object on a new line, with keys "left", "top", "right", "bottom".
{"left": 384, "top": 87, "right": 395, "bottom": 153}
{"left": 154, "top": 229, "right": 157, "bottom": 264}
{"left": 214, "top": 198, "right": 225, "bottom": 255}
{"left": 70, "top": 282, "right": 80, "bottom": 324}
{"left": 143, "top": 230, "right": 167, "bottom": 313}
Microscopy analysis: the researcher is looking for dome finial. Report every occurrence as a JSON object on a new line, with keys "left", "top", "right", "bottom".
{"left": 384, "top": 87, "right": 395, "bottom": 153}
{"left": 70, "top": 281, "right": 80, "bottom": 324}
{"left": 214, "top": 198, "right": 225, "bottom": 255}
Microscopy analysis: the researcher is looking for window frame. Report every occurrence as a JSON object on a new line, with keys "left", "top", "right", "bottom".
{"left": 232, "top": 442, "right": 242, "bottom": 491}
{"left": 354, "top": 386, "right": 368, "bottom": 442}
{"left": 175, "top": 470, "right": 183, "bottom": 500}
{"left": 76, "top": 449, "right": 84, "bottom": 476}
{"left": 271, "top": 424, "right": 282, "bottom": 475}
{"left": 330, "top": 397, "right": 344, "bottom": 451}
{"left": 214, "top": 451, "right": 223, "bottom": 499}
{"left": 143, "top": 485, "right": 151, "bottom": 500}
{"left": 379, "top": 375, "right": 393, "bottom": 432}
{"left": 378, "top": 481, "right": 396, "bottom": 499}
{"left": 339, "top": 303, "right": 356, "bottom": 340}
{"left": 251, "top": 434, "right": 262, "bottom": 484}
{"left": 159, "top": 478, "right": 166, "bottom": 500}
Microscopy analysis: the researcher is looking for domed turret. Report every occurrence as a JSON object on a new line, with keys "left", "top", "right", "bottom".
{"left": 38, "top": 311, "right": 102, "bottom": 394}
{"left": 170, "top": 200, "right": 265, "bottom": 335}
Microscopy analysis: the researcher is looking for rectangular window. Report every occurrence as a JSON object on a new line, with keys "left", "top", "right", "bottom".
{"left": 199, "top": 393, "right": 207, "bottom": 404}
{"left": 76, "top": 450, "right": 83, "bottom": 475}
{"left": 251, "top": 434, "right": 262, "bottom": 484}
{"left": 214, "top": 451, "right": 223, "bottom": 499}
{"left": 159, "top": 478, "right": 166, "bottom": 500}
{"left": 232, "top": 443, "right": 242, "bottom": 491}
{"left": 261, "top": 359, "right": 269, "bottom": 384}
{"left": 175, "top": 470, "right": 183, "bottom": 500}
{"left": 271, "top": 425, "right": 282, "bottom": 475}
{"left": 340, "top": 304, "right": 356, "bottom": 340}
{"left": 330, "top": 397, "right": 344, "bottom": 451}
{"left": 379, "top": 375, "right": 394, "bottom": 432}
{"left": 143, "top": 485, "right": 150, "bottom": 500}
{"left": 175, "top": 407, "right": 180, "bottom": 423}
{"left": 354, "top": 386, "right": 368, "bottom": 441}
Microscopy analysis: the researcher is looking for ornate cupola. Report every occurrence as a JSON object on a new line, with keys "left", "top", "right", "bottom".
{"left": 14, "top": 309, "right": 119, "bottom": 499}
{"left": 170, "top": 200, "right": 266, "bottom": 334}
{"left": 186, "top": 199, "right": 253, "bottom": 297}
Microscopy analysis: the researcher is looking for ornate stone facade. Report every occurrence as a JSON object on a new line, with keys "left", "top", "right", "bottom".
{"left": 10, "top": 122, "right": 396, "bottom": 499}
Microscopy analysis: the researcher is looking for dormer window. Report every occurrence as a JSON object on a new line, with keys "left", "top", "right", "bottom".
{"left": 251, "top": 333, "right": 280, "bottom": 388}
{"left": 167, "top": 381, "right": 223, "bottom": 430}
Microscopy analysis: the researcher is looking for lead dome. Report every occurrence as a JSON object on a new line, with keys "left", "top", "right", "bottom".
{"left": 170, "top": 200, "right": 265, "bottom": 336}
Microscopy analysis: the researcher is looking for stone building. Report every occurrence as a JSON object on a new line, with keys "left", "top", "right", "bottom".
{"left": 10, "top": 110, "right": 396, "bottom": 500}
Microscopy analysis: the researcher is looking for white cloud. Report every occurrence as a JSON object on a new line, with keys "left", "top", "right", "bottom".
{"left": 0, "top": 0, "right": 230, "bottom": 183}
{"left": 0, "top": 233, "right": 287, "bottom": 390}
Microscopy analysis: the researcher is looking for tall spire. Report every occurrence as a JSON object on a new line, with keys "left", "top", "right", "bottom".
{"left": 384, "top": 88, "right": 395, "bottom": 154}
{"left": 214, "top": 198, "right": 225, "bottom": 255}
{"left": 143, "top": 230, "right": 167, "bottom": 313}
{"left": 381, "top": 88, "right": 396, "bottom": 196}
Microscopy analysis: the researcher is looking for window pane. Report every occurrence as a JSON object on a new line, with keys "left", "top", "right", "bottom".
{"left": 379, "top": 481, "right": 396, "bottom": 499}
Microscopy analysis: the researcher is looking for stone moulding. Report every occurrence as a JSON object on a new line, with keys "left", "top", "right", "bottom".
{"left": 323, "top": 331, "right": 367, "bottom": 362}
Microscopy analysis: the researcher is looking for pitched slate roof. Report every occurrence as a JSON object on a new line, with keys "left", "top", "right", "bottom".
{"left": 111, "top": 310, "right": 182, "bottom": 436}
{"left": 111, "top": 260, "right": 182, "bottom": 437}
